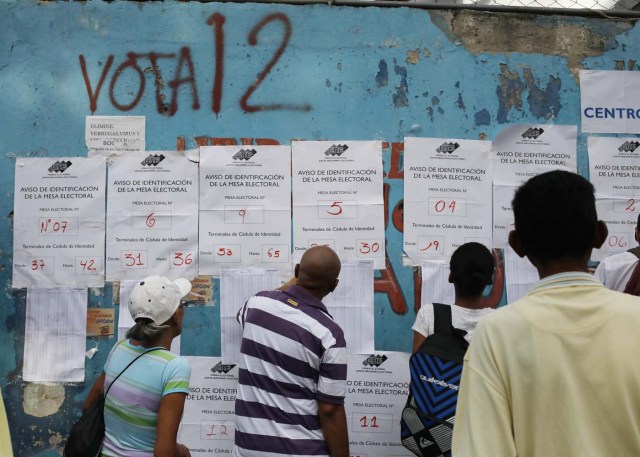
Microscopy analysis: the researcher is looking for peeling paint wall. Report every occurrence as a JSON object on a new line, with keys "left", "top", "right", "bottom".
{"left": 0, "top": 2, "right": 638, "bottom": 455}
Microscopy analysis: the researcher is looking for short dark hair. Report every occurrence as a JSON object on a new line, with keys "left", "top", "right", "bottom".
{"left": 450, "top": 242, "right": 494, "bottom": 297}
{"left": 512, "top": 170, "right": 597, "bottom": 263}
{"left": 637, "top": 213, "right": 640, "bottom": 230}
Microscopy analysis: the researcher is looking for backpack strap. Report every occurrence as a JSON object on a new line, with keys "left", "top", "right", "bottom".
{"left": 627, "top": 246, "right": 640, "bottom": 260}
{"left": 432, "top": 303, "right": 468, "bottom": 341}
{"left": 104, "top": 346, "right": 162, "bottom": 396}
{"left": 432, "top": 303, "right": 453, "bottom": 334}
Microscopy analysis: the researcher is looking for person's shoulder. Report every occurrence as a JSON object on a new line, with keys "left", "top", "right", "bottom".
{"left": 416, "top": 302, "right": 435, "bottom": 318}
{"left": 165, "top": 354, "right": 192, "bottom": 374}
{"left": 600, "top": 286, "right": 640, "bottom": 308}
{"left": 474, "top": 302, "right": 522, "bottom": 329}
{"left": 251, "top": 289, "right": 287, "bottom": 302}
{"left": 245, "top": 289, "right": 289, "bottom": 309}
{"left": 600, "top": 250, "right": 638, "bottom": 265}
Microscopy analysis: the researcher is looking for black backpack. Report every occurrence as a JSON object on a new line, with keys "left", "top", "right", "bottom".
{"left": 400, "top": 303, "right": 469, "bottom": 457}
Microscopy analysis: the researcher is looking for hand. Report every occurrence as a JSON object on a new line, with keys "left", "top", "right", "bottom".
{"left": 177, "top": 443, "right": 191, "bottom": 457}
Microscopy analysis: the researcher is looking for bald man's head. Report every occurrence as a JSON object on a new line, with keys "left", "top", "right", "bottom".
{"left": 295, "top": 246, "right": 341, "bottom": 299}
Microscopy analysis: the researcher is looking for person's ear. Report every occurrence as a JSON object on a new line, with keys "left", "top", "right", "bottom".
{"left": 329, "top": 278, "right": 339, "bottom": 293}
{"left": 635, "top": 227, "right": 640, "bottom": 244}
{"left": 508, "top": 230, "right": 526, "bottom": 258}
{"left": 294, "top": 263, "right": 300, "bottom": 278}
{"left": 593, "top": 220, "right": 608, "bottom": 249}
{"left": 448, "top": 272, "right": 454, "bottom": 284}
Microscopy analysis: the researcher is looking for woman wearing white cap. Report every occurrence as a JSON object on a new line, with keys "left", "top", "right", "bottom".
{"left": 83, "top": 276, "right": 193, "bottom": 457}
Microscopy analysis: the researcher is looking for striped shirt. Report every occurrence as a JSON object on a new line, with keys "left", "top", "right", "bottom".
{"left": 235, "top": 285, "right": 347, "bottom": 457}
{"left": 101, "top": 339, "right": 191, "bottom": 457}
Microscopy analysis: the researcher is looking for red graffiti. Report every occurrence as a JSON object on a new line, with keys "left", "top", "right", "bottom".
{"left": 479, "top": 249, "right": 505, "bottom": 309}
{"left": 79, "top": 55, "right": 114, "bottom": 113}
{"left": 375, "top": 256, "right": 407, "bottom": 315}
{"left": 240, "top": 13, "right": 311, "bottom": 113}
{"left": 376, "top": 178, "right": 408, "bottom": 315}
{"left": 208, "top": 13, "right": 225, "bottom": 115}
{"left": 109, "top": 52, "right": 146, "bottom": 111}
{"left": 168, "top": 48, "right": 200, "bottom": 114}
{"left": 385, "top": 141, "right": 404, "bottom": 180}
{"left": 80, "top": 13, "right": 310, "bottom": 115}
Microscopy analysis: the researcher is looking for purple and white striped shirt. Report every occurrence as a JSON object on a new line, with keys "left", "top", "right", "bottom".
{"left": 234, "top": 285, "right": 347, "bottom": 457}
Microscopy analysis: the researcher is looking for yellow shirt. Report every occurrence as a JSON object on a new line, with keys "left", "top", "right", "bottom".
{"left": 453, "top": 272, "right": 640, "bottom": 457}
{"left": 0, "top": 388, "right": 13, "bottom": 457}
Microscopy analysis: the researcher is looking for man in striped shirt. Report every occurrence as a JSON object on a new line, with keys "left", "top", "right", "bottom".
{"left": 235, "top": 246, "right": 349, "bottom": 457}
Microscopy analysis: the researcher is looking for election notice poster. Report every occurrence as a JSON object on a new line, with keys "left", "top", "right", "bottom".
{"left": 580, "top": 70, "right": 640, "bottom": 134}
{"left": 199, "top": 145, "right": 292, "bottom": 275}
{"left": 106, "top": 151, "right": 198, "bottom": 281}
{"left": 292, "top": 141, "right": 385, "bottom": 269}
{"left": 404, "top": 137, "right": 492, "bottom": 264}
{"left": 13, "top": 157, "right": 106, "bottom": 288}
{"left": 85, "top": 115, "right": 145, "bottom": 157}
{"left": 346, "top": 352, "right": 413, "bottom": 457}
{"left": 179, "top": 357, "right": 238, "bottom": 456}
{"left": 492, "top": 124, "right": 577, "bottom": 246}
{"left": 588, "top": 137, "right": 640, "bottom": 261}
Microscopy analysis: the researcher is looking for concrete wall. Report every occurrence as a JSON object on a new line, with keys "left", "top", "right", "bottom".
{"left": 0, "top": 1, "right": 637, "bottom": 454}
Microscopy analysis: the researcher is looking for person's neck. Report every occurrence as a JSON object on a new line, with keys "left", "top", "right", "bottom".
{"left": 305, "top": 288, "right": 326, "bottom": 301}
{"left": 130, "top": 333, "right": 174, "bottom": 351}
{"left": 453, "top": 296, "right": 488, "bottom": 310}
{"left": 533, "top": 257, "right": 590, "bottom": 279}
{"left": 295, "top": 282, "right": 327, "bottom": 301}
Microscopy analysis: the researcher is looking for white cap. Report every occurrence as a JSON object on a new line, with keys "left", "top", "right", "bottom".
{"left": 128, "top": 276, "right": 192, "bottom": 325}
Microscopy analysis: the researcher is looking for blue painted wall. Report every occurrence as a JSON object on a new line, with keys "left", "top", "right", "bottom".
{"left": 1, "top": 1, "right": 638, "bottom": 454}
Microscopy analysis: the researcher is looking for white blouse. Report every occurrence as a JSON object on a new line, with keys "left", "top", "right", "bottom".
{"left": 412, "top": 303, "right": 495, "bottom": 343}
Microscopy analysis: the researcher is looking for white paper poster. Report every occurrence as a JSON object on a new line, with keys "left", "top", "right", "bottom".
{"left": 178, "top": 356, "right": 238, "bottom": 456}
{"left": 504, "top": 245, "right": 539, "bottom": 304}
{"left": 491, "top": 124, "right": 577, "bottom": 246}
{"left": 292, "top": 141, "right": 385, "bottom": 269}
{"left": 421, "top": 261, "right": 455, "bottom": 306}
{"left": 199, "top": 146, "right": 292, "bottom": 275}
{"left": 13, "top": 157, "right": 106, "bottom": 288}
{"left": 85, "top": 115, "right": 145, "bottom": 157}
{"left": 404, "top": 137, "right": 492, "bottom": 264}
{"left": 219, "top": 268, "right": 281, "bottom": 364}
{"left": 588, "top": 137, "right": 640, "bottom": 261}
{"left": 580, "top": 70, "right": 640, "bottom": 134}
{"left": 346, "top": 352, "right": 413, "bottom": 457}
{"left": 324, "top": 261, "right": 375, "bottom": 355}
{"left": 23, "top": 287, "right": 88, "bottom": 382}
{"left": 179, "top": 354, "right": 412, "bottom": 457}
{"left": 106, "top": 151, "right": 198, "bottom": 281}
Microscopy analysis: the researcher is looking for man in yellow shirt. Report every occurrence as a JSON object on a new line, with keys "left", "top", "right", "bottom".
{"left": 1, "top": 387, "right": 13, "bottom": 457}
{"left": 452, "top": 170, "right": 640, "bottom": 456}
